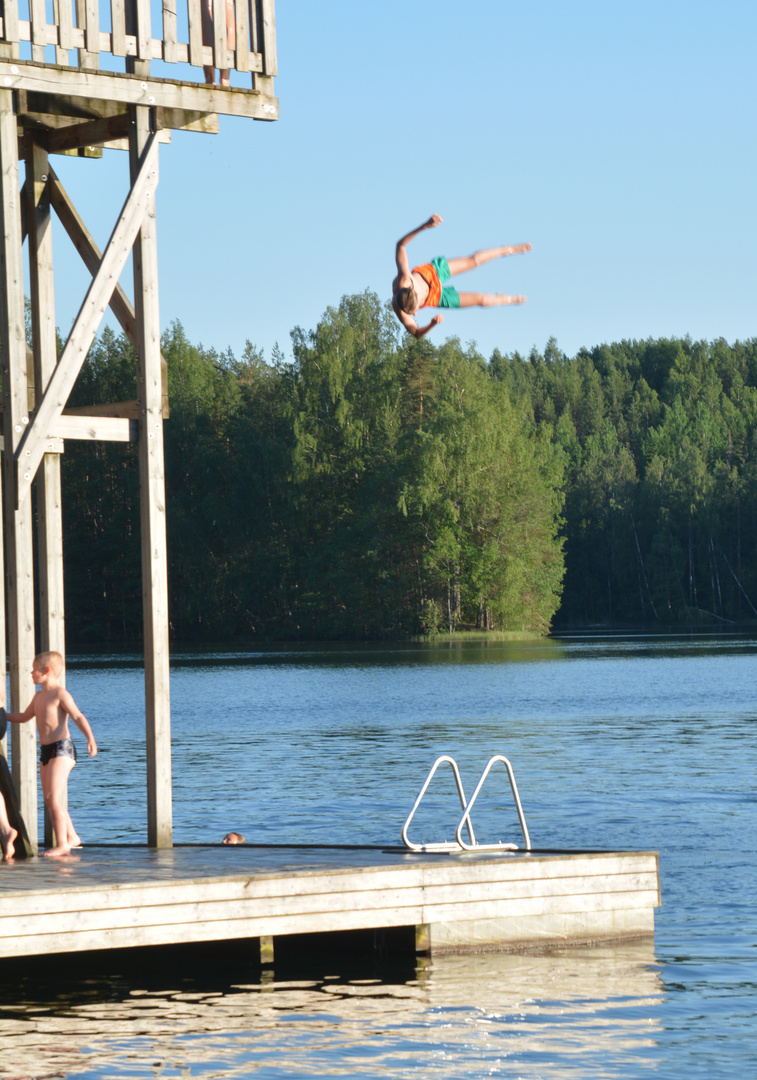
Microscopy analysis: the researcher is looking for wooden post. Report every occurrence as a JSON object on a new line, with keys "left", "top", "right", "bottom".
{"left": 26, "top": 134, "right": 67, "bottom": 848}
{"left": 129, "top": 104, "right": 173, "bottom": 848}
{"left": 0, "top": 90, "right": 37, "bottom": 850}
{"left": 259, "top": 935, "right": 274, "bottom": 965}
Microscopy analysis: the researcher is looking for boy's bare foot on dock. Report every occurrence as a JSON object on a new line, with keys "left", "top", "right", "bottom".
{"left": 42, "top": 830, "right": 82, "bottom": 857}
{"left": 42, "top": 844, "right": 76, "bottom": 858}
{"left": 1, "top": 826, "right": 17, "bottom": 861}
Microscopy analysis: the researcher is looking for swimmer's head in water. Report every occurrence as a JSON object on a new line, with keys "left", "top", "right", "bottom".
{"left": 222, "top": 832, "right": 246, "bottom": 845}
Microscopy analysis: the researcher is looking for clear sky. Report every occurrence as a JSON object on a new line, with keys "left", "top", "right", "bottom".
{"left": 49, "top": 0, "right": 757, "bottom": 364}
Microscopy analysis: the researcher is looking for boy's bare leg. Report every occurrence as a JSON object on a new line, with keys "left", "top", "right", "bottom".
{"left": 457, "top": 292, "right": 527, "bottom": 308}
{"left": 41, "top": 757, "right": 80, "bottom": 857}
{"left": 0, "top": 795, "right": 17, "bottom": 860}
{"left": 447, "top": 243, "right": 531, "bottom": 277}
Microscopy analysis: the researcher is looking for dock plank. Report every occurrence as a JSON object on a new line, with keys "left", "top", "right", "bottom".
{"left": 0, "top": 872, "right": 659, "bottom": 937}
{"left": 0, "top": 844, "right": 660, "bottom": 958}
{"left": 0, "top": 867, "right": 659, "bottom": 922}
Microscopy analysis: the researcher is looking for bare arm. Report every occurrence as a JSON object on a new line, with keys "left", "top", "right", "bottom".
{"left": 61, "top": 689, "right": 97, "bottom": 756}
{"left": 3, "top": 699, "right": 36, "bottom": 724}
{"left": 392, "top": 303, "right": 445, "bottom": 340}
{"left": 395, "top": 214, "right": 443, "bottom": 275}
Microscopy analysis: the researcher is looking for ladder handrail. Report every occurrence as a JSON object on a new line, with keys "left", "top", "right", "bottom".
{"left": 400, "top": 755, "right": 475, "bottom": 852}
{"left": 455, "top": 754, "right": 531, "bottom": 851}
{"left": 401, "top": 753, "right": 531, "bottom": 853}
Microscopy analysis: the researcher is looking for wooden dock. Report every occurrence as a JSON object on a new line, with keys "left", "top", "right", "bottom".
{"left": 0, "top": 845, "right": 660, "bottom": 960}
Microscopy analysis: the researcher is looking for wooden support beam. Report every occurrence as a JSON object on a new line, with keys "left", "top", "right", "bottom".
{"left": 259, "top": 935, "right": 274, "bottom": 965}
{"left": 0, "top": 434, "right": 63, "bottom": 454}
{"left": 48, "top": 165, "right": 143, "bottom": 342}
{"left": 129, "top": 104, "right": 173, "bottom": 849}
{"left": 48, "top": 168, "right": 169, "bottom": 417}
{"left": 0, "top": 90, "right": 37, "bottom": 848}
{"left": 64, "top": 400, "right": 139, "bottom": 418}
{"left": 1, "top": 61, "right": 278, "bottom": 120}
{"left": 51, "top": 414, "right": 136, "bottom": 441}
{"left": 18, "top": 94, "right": 219, "bottom": 134}
{"left": 14, "top": 131, "right": 159, "bottom": 507}
{"left": 25, "top": 133, "right": 65, "bottom": 849}
{"left": 415, "top": 923, "right": 430, "bottom": 954}
{"left": 24, "top": 134, "right": 66, "bottom": 667}
{"left": 45, "top": 112, "right": 130, "bottom": 152}
{"left": 1, "top": 417, "right": 134, "bottom": 443}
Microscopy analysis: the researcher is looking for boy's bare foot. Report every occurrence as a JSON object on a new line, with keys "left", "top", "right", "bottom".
{"left": 42, "top": 844, "right": 73, "bottom": 858}
{"left": 500, "top": 294, "right": 526, "bottom": 305}
{"left": 504, "top": 243, "right": 532, "bottom": 255}
{"left": 1, "top": 827, "right": 17, "bottom": 861}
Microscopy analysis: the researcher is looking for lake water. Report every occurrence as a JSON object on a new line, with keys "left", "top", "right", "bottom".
{"left": 1, "top": 633, "right": 755, "bottom": 1078}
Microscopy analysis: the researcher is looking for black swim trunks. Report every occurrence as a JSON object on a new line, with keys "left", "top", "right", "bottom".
{"left": 40, "top": 738, "right": 77, "bottom": 767}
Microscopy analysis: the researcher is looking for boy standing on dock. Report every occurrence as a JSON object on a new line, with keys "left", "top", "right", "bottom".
{"left": 4, "top": 651, "right": 97, "bottom": 858}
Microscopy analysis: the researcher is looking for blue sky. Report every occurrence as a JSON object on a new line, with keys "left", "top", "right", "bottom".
{"left": 49, "top": 0, "right": 757, "bottom": 363}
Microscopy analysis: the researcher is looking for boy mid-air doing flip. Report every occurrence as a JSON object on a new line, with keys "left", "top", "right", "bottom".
{"left": 392, "top": 214, "right": 532, "bottom": 339}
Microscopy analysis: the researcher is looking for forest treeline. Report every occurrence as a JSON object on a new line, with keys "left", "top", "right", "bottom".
{"left": 55, "top": 290, "right": 757, "bottom": 641}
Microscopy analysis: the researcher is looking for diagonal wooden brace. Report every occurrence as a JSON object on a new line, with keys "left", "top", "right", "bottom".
{"left": 48, "top": 165, "right": 140, "bottom": 342}
{"left": 14, "top": 131, "right": 160, "bottom": 508}
{"left": 47, "top": 164, "right": 169, "bottom": 415}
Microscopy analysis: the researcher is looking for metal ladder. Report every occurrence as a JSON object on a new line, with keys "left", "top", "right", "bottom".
{"left": 401, "top": 754, "right": 531, "bottom": 853}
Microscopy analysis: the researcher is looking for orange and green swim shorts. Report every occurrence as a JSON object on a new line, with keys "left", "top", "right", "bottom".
{"left": 412, "top": 257, "right": 461, "bottom": 308}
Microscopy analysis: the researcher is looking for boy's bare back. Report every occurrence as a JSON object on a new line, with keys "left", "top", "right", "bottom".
{"left": 32, "top": 685, "right": 91, "bottom": 748}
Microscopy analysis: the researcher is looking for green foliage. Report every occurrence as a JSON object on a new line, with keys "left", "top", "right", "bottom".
{"left": 56, "top": 294, "right": 566, "bottom": 641}
{"left": 493, "top": 334, "right": 757, "bottom": 626}
{"left": 53, "top": 295, "right": 757, "bottom": 641}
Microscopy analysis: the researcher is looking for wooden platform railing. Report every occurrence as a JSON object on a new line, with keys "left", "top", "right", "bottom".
{"left": 0, "top": 0, "right": 276, "bottom": 88}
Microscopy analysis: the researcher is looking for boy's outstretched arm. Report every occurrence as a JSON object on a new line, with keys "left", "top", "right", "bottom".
{"left": 411, "top": 314, "right": 445, "bottom": 339}
{"left": 62, "top": 689, "right": 97, "bottom": 756}
{"left": 395, "top": 213, "right": 443, "bottom": 274}
{"left": 392, "top": 305, "right": 445, "bottom": 340}
{"left": 3, "top": 700, "right": 36, "bottom": 724}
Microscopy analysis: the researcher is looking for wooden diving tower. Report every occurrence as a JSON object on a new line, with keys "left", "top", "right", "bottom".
{"left": 0, "top": 0, "right": 277, "bottom": 852}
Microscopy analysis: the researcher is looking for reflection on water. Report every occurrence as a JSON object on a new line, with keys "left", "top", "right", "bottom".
{"left": 0, "top": 943, "right": 663, "bottom": 1079}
